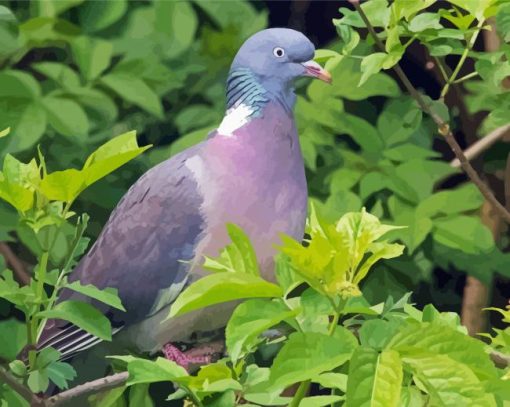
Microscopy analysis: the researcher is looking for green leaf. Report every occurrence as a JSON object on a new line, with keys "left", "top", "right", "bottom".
{"left": 32, "top": 62, "right": 80, "bottom": 89}
{"left": 417, "top": 184, "right": 483, "bottom": 218}
{"left": 383, "top": 144, "right": 440, "bottom": 161}
{"left": 408, "top": 13, "right": 443, "bottom": 32}
{"left": 496, "top": 3, "right": 510, "bottom": 42}
{"left": 403, "top": 353, "right": 496, "bottom": 406}
{"left": 28, "top": 370, "right": 49, "bottom": 393}
{"left": 46, "top": 361, "right": 77, "bottom": 390}
{"left": 392, "top": 0, "right": 436, "bottom": 20}
{"left": 269, "top": 330, "right": 358, "bottom": 389}
{"left": 169, "top": 273, "right": 282, "bottom": 318}
{"left": 312, "top": 372, "right": 347, "bottom": 392}
{"left": 40, "top": 169, "right": 85, "bottom": 203}
{"left": 1, "top": 102, "right": 46, "bottom": 153}
{"left": 129, "top": 384, "right": 154, "bottom": 407}
{"left": 0, "top": 70, "right": 41, "bottom": 98}
{"left": 432, "top": 215, "right": 494, "bottom": 254}
{"left": 72, "top": 36, "right": 113, "bottom": 81}
{"left": 388, "top": 322, "right": 498, "bottom": 380}
{"left": 37, "top": 300, "right": 112, "bottom": 340}
{"left": 226, "top": 299, "right": 297, "bottom": 362}
{"left": 448, "top": 0, "right": 496, "bottom": 19}
{"left": 82, "top": 130, "right": 151, "bottom": 187}
{"left": 377, "top": 97, "right": 422, "bottom": 146}
{"left": 43, "top": 96, "right": 89, "bottom": 140}
{"left": 203, "top": 223, "right": 260, "bottom": 276}
{"left": 78, "top": 0, "right": 127, "bottom": 33}
{"left": 0, "top": 319, "right": 27, "bottom": 361}
{"left": 360, "top": 53, "right": 387, "bottom": 86}
{"left": 346, "top": 347, "right": 403, "bottom": 407}
{"left": 124, "top": 357, "right": 188, "bottom": 386}
{"left": 66, "top": 281, "right": 125, "bottom": 311}
{"left": 154, "top": 1, "right": 198, "bottom": 60}
{"left": 101, "top": 73, "right": 163, "bottom": 118}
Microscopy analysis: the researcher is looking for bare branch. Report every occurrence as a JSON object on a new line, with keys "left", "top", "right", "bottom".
{"left": 0, "top": 242, "right": 31, "bottom": 285}
{"left": 0, "top": 367, "right": 44, "bottom": 407}
{"left": 45, "top": 372, "right": 128, "bottom": 407}
{"left": 352, "top": 2, "right": 510, "bottom": 225}
{"left": 450, "top": 124, "right": 510, "bottom": 168}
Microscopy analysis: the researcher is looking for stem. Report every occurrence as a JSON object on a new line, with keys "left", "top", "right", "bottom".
{"left": 289, "top": 380, "right": 311, "bottom": 407}
{"left": 352, "top": 2, "right": 510, "bottom": 225}
{"left": 433, "top": 57, "right": 449, "bottom": 83}
{"left": 440, "top": 19, "right": 484, "bottom": 99}
{"left": 452, "top": 71, "right": 479, "bottom": 84}
{"left": 328, "top": 312, "right": 340, "bottom": 336}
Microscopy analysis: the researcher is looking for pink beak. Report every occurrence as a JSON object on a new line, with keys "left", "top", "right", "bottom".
{"left": 302, "top": 60, "right": 332, "bottom": 84}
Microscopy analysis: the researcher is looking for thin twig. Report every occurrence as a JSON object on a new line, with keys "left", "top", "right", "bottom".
{"left": 0, "top": 367, "right": 44, "bottom": 407}
{"left": 450, "top": 124, "right": 510, "bottom": 168}
{"left": 45, "top": 372, "right": 128, "bottom": 406}
{"left": 352, "top": 1, "right": 510, "bottom": 225}
{"left": 0, "top": 242, "right": 31, "bottom": 285}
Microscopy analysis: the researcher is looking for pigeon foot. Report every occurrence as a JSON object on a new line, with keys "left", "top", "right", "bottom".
{"left": 162, "top": 341, "right": 224, "bottom": 371}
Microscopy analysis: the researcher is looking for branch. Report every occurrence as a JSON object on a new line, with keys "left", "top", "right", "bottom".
{"left": 0, "top": 367, "right": 44, "bottom": 407}
{"left": 0, "top": 242, "right": 31, "bottom": 285}
{"left": 351, "top": 1, "right": 510, "bottom": 225}
{"left": 450, "top": 124, "right": 510, "bottom": 168}
{"left": 45, "top": 372, "right": 128, "bottom": 406}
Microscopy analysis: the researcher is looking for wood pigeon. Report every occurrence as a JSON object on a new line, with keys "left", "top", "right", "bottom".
{"left": 38, "top": 28, "right": 331, "bottom": 367}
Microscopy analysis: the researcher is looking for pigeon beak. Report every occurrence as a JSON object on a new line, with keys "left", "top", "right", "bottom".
{"left": 301, "top": 60, "right": 332, "bottom": 84}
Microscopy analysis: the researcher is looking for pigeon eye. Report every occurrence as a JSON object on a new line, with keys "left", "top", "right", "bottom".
{"left": 273, "top": 47, "right": 285, "bottom": 58}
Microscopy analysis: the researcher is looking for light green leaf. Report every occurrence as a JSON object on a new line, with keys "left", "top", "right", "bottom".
{"left": 346, "top": 347, "right": 403, "bottom": 407}
{"left": 448, "top": 0, "right": 496, "bottom": 19}
{"left": 392, "top": 0, "right": 435, "bottom": 20}
{"left": 269, "top": 329, "right": 358, "bottom": 389}
{"left": 360, "top": 53, "right": 387, "bottom": 86}
{"left": 43, "top": 96, "right": 89, "bottom": 140}
{"left": 40, "top": 169, "right": 85, "bottom": 203}
{"left": 0, "top": 127, "right": 10, "bottom": 138}
{"left": 383, "top": 144, "right": 440, "bottom": 161}
{"left": 203, "top": 223, "right": 260, "bottom": 276}
{"left": 169, "top": 273, "right": 282, "bottom": 318}
{"left": 0, "top": 178, "right": 34, "bottom": 212}
{"left": 28, "top": 370, "right": 49, "bottom": 393}
{"left": 37, "top": 300, "right": 112, "bottom": 340}
{"left": 125, "top": 357, "right": 188, "bottom": 386}
{"left": 82, "top": 130, "right": 151, "bottom": 187}
{"left": 46, "top": 361, "right": 76, "bottom": 390}
{"left": 66, "top": 282, "right": 125, "bottom": 311}
{"left": 101, "top": 73, "right": 163, "bottom": 118}
{"left": 226, "top": 299, "right": 297, "bottom": 362}
{"left": 312, "top": 372, "right": 347, "bottom": 392}
{"left": 300, "top": 396, "right": 344, "bottom": 407}
{"left": 72, "top": 36, "right": 113, "bottom": 81}
{"left": 354, "top": 241, "right": 405, "bottom": 284}
{"left": 129, "top": 384, "right": 154, "bottom": 407}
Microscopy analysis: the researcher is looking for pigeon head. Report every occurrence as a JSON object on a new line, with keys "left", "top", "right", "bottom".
{"left": 231, "top": 28, "right": 331, "bottom": 85}
{"left": 226, "top": 28, "right": 331, "bottom": 112}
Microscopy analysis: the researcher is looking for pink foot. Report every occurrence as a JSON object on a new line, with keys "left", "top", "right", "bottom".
{"left": 162, "top": 343, "right": 212, "bottom": 371}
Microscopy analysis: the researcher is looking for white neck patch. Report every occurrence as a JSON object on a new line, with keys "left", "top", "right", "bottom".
{"left": 217, "top": 104, "right": 254, "bottom": 137}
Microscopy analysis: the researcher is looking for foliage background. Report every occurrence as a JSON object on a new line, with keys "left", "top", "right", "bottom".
{"left": 0, "top": 0, "right": 509, "bottom": 404}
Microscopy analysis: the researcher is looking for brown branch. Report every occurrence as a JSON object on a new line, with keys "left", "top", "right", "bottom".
{"left": 45, "top": 372, "right": 128, "bottom": 406}
{"left": 351, "top": 1, "right": 510, "bottom": 225}
{"left": 0, "top": 367, "right": 44, "bottom": 407}
{"left": 450, "top": 124, "right": 510, "bottom": 168}
{"left": 0, "top": 242, "right": 31, "bottom": 285}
